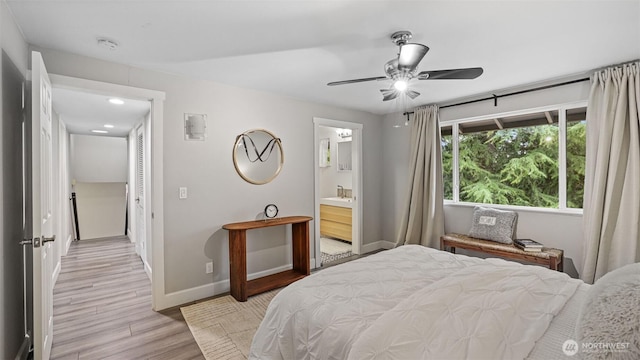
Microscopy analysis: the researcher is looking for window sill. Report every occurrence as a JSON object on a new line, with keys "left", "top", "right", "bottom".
{"left": 443, "top": 200, "right": 583, "bottom": 217}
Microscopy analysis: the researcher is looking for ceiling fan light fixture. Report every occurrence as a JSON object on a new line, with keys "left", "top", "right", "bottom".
{"left": 326, "top": 30, "right": 483, "bottom": 103}
{"left": 393, "top": 79, "right": 408, "bottom": 92}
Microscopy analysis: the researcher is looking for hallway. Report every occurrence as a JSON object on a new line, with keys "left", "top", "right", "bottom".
{"left": 50, "top": 236, "right": 203, "bottom": 359}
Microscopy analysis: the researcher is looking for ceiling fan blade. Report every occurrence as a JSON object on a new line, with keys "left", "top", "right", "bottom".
{"left": 398, "top": 43, "right": 429, "bottom": 70}
{"left": 418, "top": 67, "right": 484, "bottom": 80}
{"left": 380, "top": 89, "right": 399, "bottom": 101}
{"left": 327, "top": 76, "right": 388, "bottom": 86}
{"left": 406, "top": 90, "right": 421, "bottom": 99}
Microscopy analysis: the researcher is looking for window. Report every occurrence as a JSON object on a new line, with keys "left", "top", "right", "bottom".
{"left": 441, "top": 132, "right": 453, "bottom": 200}
{"left": 441, "top": 104, "right": 586, "bottom": 210}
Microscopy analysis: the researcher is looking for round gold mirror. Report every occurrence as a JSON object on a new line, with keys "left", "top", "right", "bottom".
{"left": 233, "top": 129, "right": 284, "bottom": 185}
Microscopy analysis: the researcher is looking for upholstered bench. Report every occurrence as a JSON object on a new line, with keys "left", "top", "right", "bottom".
{"left": 440, "top": 233, "right": 564, "bottom": 271}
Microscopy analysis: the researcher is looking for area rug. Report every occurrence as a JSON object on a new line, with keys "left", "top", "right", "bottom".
{"left": 321, "top": 237, "right": 352, "bottom": 264}
{"left": 181, "top": 289, "right": 280, "bottom": 360}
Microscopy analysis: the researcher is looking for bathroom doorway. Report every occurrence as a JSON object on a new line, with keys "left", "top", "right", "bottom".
{"left": 313, "top": 118, "right": 363, "bottom": 268}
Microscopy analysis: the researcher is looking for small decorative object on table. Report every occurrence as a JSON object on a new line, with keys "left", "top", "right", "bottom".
{"left": 264, "top": 204, "right": 278, "bottom": 219}
{"left": 514, "top": 238, "right": 544, "bottom": 252}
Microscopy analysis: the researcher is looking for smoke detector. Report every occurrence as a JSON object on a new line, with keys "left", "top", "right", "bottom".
{"left": 97, "top": 38, "right": 119, "bottom": 51}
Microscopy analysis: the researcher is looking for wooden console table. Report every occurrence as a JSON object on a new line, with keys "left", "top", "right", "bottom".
{"left": 222, "top": 216, "right": 312, "bottom": 302}
{"left": 440, "top": 233, "right": 564, "bottom": 271}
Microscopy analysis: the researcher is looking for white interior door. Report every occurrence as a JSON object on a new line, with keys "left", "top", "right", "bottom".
{"left": 135, "top": 125, "right": 146, "bottom": 265}
{"left": 31, "top": 51, "right": 55, "bottom": 360}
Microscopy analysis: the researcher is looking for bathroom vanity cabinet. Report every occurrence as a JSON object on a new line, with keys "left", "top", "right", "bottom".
{"left": 320, "top": 203, "right": 352, "bottom": 242}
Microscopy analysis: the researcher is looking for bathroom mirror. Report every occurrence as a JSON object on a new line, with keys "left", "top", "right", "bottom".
{"left": 233, "top": 129, "right": 284, "bottom": 185}
{"left": 337, "top": 140, "right": 352, "bottom": 171}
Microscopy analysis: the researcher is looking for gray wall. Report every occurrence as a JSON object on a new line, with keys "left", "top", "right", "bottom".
{"left": 75, "top": 182, "right": 127, "bottom": 240}
{"left": 34, "top": 47, "right": 384, "bottom": 294}
{"left": 382, "top": 80, "right": 590, "bottom": 278}
{"left": 70, "top": 134, "right": 127, "bottom": 182}
{"left": 0, "top": 1, "right": 29, "bottom": 358}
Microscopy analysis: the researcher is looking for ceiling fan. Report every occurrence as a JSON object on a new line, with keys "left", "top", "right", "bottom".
{"left": 327, "top": 30, "right": 484, "bottom": 101}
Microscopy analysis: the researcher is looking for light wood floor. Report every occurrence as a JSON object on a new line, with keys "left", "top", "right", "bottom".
{"left": 51, "top": 236, "right": 204, "bottom": 360}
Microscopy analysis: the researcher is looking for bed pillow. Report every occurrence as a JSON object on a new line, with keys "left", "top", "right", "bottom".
{"left": 467, "top": 206, "right": 518, "bottom": 244}
{"left": 575, "top": 262, "right": 640, "bottom": 360}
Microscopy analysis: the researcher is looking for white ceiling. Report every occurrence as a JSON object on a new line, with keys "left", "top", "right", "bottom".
{"left": 52, "top": 88, "right": 149, "bottom": 137}
{"left": 9, "top": 1, "right": 640, "bottom": 115}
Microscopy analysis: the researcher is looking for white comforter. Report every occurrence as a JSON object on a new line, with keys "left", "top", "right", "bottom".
{"left": 249, "top": 245, "right": 581, "bottom": 360}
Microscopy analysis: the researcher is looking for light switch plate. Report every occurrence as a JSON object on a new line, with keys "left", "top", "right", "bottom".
{"left": 179, "top": 187, "right": 187, "bottom": 199}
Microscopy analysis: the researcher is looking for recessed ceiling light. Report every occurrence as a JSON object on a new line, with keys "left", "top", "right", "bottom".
{"left": 108, "top": 98, "right": 124, "bottom": 105}
{"left": 97, "top": 38, "right": 119, "bottom": 51}
{"left": 104, "top": 124, "right": 115, "bottom": 128}
{"left": 91, "top": 130, "right": 108, "bottom": 134}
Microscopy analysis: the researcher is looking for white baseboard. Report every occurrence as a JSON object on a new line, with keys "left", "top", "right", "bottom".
{"left": 361, "top": 240, "right": 396, "bottom": 254}
{"left": 52, "top": 259, "right": 62, "bottom": 287}
{"left": 156, "top": 259, "right": 315, "bottom": 310}
{"left": 65, "top": 234, "right": 72, "bottom": 255}
{"left": 144, "top": 260, "right": 152, "bottom": 280}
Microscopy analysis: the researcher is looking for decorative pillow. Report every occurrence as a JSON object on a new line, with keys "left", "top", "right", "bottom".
{"left": 575, "top": 262, "right": 640, "bottom": 360}
{"left": 467, "top": 206, "right": 518, "bottom": 244}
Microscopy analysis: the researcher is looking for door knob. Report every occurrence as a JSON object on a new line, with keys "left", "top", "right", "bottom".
{"left": 42, "top": 235, "right": 56, "bottom": 243}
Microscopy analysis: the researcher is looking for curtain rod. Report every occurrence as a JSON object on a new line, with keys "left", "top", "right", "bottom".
{"left": 403, "top": 59, "right": 639, "bottom": 117}
{"left": 403, "top": 77, "right": 589, "bottom": 117}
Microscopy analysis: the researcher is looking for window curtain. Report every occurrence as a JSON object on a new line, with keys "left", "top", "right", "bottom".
{"left": 395, "top": 105, "right": 445, "bottom": 248}
{"left": 582, "top": 61, "right": 640, "bottom": 284}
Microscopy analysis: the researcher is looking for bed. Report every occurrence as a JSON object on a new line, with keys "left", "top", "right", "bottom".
{"left": 249, "top": 245, "right": 594, "bottom": 360}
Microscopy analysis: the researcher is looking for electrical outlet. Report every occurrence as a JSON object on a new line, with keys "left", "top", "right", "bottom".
{"left": 205, "top": 262, "right": 213, "bottom": 274}
{"left": 179, "top": 187, "right": 187, "bottom": 199}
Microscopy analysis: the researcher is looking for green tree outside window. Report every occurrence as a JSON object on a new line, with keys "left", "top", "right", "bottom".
{"left": 441, "top": 112, "right": 585, "bottom": 209}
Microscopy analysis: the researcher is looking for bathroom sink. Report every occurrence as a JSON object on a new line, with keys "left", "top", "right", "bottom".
{"left": 320, "top": 197, "right": 353, "bottom": 208}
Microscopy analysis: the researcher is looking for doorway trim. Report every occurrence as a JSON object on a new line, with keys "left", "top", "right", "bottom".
{"left": 313, "top": 117, "right": 363, "bottom": 268}
{"left": 48, "top": 74, "right": 167, "bottom": 310}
